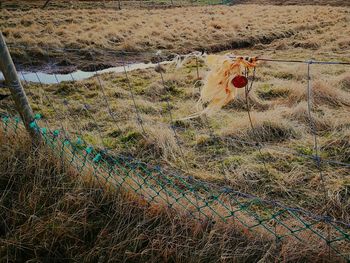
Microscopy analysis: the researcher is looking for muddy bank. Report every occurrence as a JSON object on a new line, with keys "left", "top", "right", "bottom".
{"left": 8, "top": 31, "right": 282, "bottom": 74}
{"left": 6, "top": 14, "right": 347, "bottom": 74}
{"left": 7, "top": 15, "right": 342, "bottom": 74}
{"left": 9, "top": 46, "right": 176, "bottom": 74}
{"left": 3, "top": 4, "right": 348, "bottom": 73}
{"left": 0, "top": 61, "right": 171, "bottom": 85}
{"left": 1, "top": 0, "right": 211, "bottom": 11}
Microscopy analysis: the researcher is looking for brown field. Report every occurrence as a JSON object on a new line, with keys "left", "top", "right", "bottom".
{"left": 1, "top": 4, "right": 349, "bottom": 69}
{"left": 2, "top": 51, "right": 349, "bottom": 222}
{"left": 0, "top": 0, "right": 190, "bottom": 11}
{"left": 235, "top": 0, "right": 350, "bottom": 6}
{"left": 1, "top": 1, "right": 350, "bottom": 261}
{"left": 2, "top": 128, "right": 339, "bottom": 262}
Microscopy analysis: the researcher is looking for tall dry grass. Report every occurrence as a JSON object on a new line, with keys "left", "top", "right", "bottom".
{"left": 0, "top": 2, "right": 349, "bottom": 260}
{"left": 1, "top": 121, "right": 344, "bottom": 262}
{"left": 1, "top": 4, "right": 349, "bottom": 68}
{"left": 9, "top": 53, "right": 347, "bottom": 217}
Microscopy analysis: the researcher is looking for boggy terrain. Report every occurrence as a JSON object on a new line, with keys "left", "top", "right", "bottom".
{"left": 0, "top": 1, "right": 350, "bottom": 261}
{"left": 2, "top": 52, "right": 349, "bottom": 224}
{"left": 1, "top": 4, "right": 349, "bottom": 70}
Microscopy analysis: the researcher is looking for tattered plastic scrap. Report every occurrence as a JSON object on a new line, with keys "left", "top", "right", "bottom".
{"left": 184, "top": 55, "right": 257, "bottom": 119}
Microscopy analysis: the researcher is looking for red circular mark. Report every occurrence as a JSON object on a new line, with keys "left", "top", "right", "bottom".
{"left": 231, "top": 75, "right": 248, "bottom": 88}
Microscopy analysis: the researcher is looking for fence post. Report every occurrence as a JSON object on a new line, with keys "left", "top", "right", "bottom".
{"left": 42, "top": 0, "right": 51, "bottom": 9}
{"left": 0, "top": 32, "right": 41, "bottom": 142}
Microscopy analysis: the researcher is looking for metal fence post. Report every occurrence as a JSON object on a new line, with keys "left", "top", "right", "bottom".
{"left": 0, "top": 32, "right": 41, "bottom": 142}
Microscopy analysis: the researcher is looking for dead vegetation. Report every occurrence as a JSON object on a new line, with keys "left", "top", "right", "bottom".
{"left": 1, "top": 54, "right": 346, "bottom": 225}
{"left": 234, "top": 0, "right": 350, "bottom": 6}
{"left": 2, "top": 127, "right": 340, "bottom": 262}
{"left": 1, "top": 4, "right": 349, "bottom": 68}
{"left": 1, "top": 1, "right": 350, "bottom": 261}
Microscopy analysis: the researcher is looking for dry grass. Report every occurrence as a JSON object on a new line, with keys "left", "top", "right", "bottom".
{"left": 0, "top": 0, "right": 214, "bottom": 11}
{"left": 1, "top": 4, "right": 350, "bottom": 68}
{"left": 1, "top": 1, "right": 350, "bottom": 260}
{"left": 1, "top": 127, "right": 338, "bottom": 262}
{"left": 2, "top": 54, "right": 346, "bottom": 225}
{"left": 234, "top": 0, "right": 350, "bottom": 5}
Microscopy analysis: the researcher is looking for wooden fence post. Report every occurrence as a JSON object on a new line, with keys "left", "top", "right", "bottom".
{"left": 0, "top": 32, "right": 41, "bottom": 142}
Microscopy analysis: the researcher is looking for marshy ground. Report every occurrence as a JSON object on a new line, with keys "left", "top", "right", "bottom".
{"left": 1, "top": 3, "right": 349, "bottom": 69}
{"left": 2, "top": 52, "right": 349, "bottom": 224}
{"left": 0, "top": 0, "right": 350, "bottom": 261}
